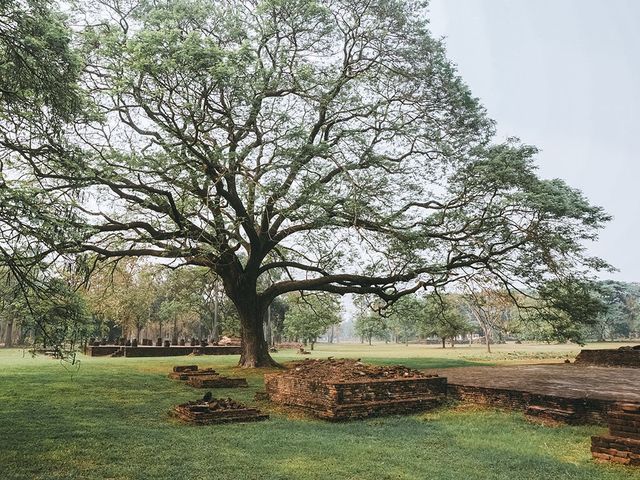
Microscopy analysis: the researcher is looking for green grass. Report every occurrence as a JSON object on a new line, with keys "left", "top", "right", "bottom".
{"left": 1, "top": 344, "right": 639, "bottom": 480}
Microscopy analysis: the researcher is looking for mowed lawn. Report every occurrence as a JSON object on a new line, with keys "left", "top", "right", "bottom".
{"left": 1, "top": 343, "right": 639, "bottom": 480}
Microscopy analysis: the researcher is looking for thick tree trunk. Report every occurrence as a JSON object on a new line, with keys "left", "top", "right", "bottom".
{"left": 219, "top": 263, "right": 279, "bottom": 368}
{"left": 441, "top": 337, "right": 446, "bottom": 348}
{"left": 232, "top": 290, "right": 278, "bottom": 368}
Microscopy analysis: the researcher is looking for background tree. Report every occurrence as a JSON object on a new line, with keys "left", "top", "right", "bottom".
{"left": 460, "top": 283, "right": 515, "bottom": 353}
{"left": 2, "top": 0, "right": 611, "bottom": 365}
{"left": 588, "top": 281, "right": 640, "bottom": 341}
{"left": 423, "top": 294, "right": 472, "bottom": 348}
{"left": 387, "top": 296, "right": 424, "bottom": 346}
{"left": 354, "top": 312, "right": 389, "bottom": 345}
{"left": 85, "top": 259, "right": 158, "bottom": 341}
{"left": 283, "top": 293, "right": 341, "bottom": 349}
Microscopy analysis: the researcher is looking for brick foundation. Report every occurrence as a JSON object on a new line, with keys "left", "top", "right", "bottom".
{"left": 592, "top": 404, "right": 640, "bottom": 466}
{"left": 167, "top": 365, "right": 219, "bottom": 380}
{"left": 186, "top": 376, "right": 248, "bottom": 388}
{"left": 265, "top": 374, "right": 447, "bottom": 420}
{"left": 575, "top": 348, "right": 640, "bottom": 368}
{"left": 171, "top": 398, "right": 268, "bottom": 425}
{"left": 166, "top": 365, "right": 246, "bottom": 387}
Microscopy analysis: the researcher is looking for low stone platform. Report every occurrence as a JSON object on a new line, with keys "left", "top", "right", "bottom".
{"left": 85, "top": 345, "right": 242, "bottom": 357}
{"left": 168, "top": 365, "right": 219, "bottom": 380}
{"left": 575, "top": 347, "right": 640, "bottom": 368}
{"left": 167, "top": 365, "right": 247, "bottom": 387}
{"left": 186, "top": 376, "right": 248, "bottom": 388}
{"left": 265, "top": 359, "right": 447, "bottom": 421}
{"left": 171, "top": 398, "right": 268, "bottom": 425}
{"left": 428, "top": 364, "right": 640, "bottom": 425}
{"left": 592, "top": 403, "right": 640, "bottom": 466}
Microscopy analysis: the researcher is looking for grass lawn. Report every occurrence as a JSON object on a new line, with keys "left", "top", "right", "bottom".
{"left": 1, "top": 343, "right": 639, "bottom": 480}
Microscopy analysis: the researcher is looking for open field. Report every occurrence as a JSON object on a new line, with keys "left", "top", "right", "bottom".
{"left": 288, "top": 340, "right": 640, "bottom": 367}
{"left": 1, "top": 343, "right": 639, "bottom": 480}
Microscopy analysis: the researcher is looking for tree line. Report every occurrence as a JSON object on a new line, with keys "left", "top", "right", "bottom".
{"left": 353, "top": 280, "right": 640, "bottom": 350}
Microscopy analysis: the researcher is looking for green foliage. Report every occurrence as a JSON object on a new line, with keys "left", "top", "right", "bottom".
{"left": 423, "top": 294, "right": 472, "bottom": 343}
{"left": 386, "top": 296, "right": 426, "bottom": 344}
{"left": 283, "top": 293, "right": 341, "bottom": 344}
{"left": 0, "top": 0, "right": 83, "bottom": 122}
{"left": 588, "top": 280, "right": 640, "bottom": 340}
{"left": 354, "top": 312, "right": 388, "bottom": 344}
{"left": 518, "top": 279, "right": 606, "bottom": 344}
{"left": 1, "top": 270, "right": 91, "bottom": 356}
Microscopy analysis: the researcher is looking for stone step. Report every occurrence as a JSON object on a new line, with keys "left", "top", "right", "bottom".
{"left": 525, "top": 405, "right": 578, "bottom": 423}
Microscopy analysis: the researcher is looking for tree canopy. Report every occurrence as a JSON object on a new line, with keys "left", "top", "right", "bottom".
{"left": 0, "top": 0, "right": 611, "bottom": 366}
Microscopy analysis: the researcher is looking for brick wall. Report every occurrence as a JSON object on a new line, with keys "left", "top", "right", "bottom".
{"left": 575, "top": 348, "right": 640, "bottom": 368}
{"left": 264, "top": 374, "right": 447, "bottom": 420}
{"left": 592, "top": 404, "right": 640, "bottom": 466}
{"left": 448, "top": 384, "right": 610, "bottom": 425}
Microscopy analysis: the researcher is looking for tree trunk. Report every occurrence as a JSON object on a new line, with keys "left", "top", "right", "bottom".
{"left": 4, "top": 319, "right": 14, "bottom": 348}
{"left": 212, "top": 282, "right": 220, "bottom": 342}
{"left": 441, "top": 337, "right": 446, "bottom": 348}
{"left": 172, "top": 315, "right": 178, "bottom": 344}
{"left": 483, "top": 325, "right": 492, "bottom": 353}
{"left": 230, "top": 290, "right": 278, "bottom": 368}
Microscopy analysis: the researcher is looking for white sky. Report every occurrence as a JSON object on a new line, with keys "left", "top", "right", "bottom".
{"left": 428, "top": 0, "right": 640, "bottom": 282}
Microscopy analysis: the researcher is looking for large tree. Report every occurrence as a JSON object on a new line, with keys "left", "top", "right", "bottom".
{"left": 1, "top": 0, "right": 610, "bottom": 366}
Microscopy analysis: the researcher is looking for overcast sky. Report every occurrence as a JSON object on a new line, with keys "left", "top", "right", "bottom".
{"left": 427, "top": 0, "right": 640, "bottom": 282}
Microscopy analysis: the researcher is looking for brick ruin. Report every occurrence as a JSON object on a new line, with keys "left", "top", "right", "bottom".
{"left": 448, "top": 384, "right": 610, "bottom": 425}
{"left": 171, "top": 396, "right": 269, "bottom": 425}
{"left": 167, "top": 365, "right": 219, "bottom": 380}
{"left": 592, "top": 403, "right": 640, "bottom": 466}
{"left": 169, "top": 365, "right": 248, "bottom": 388}
{"left": 264, "top": 359, "right": 447, "bottom": 421}
{"left": 575, "top": 346, "right": 640, "bottom": 368}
